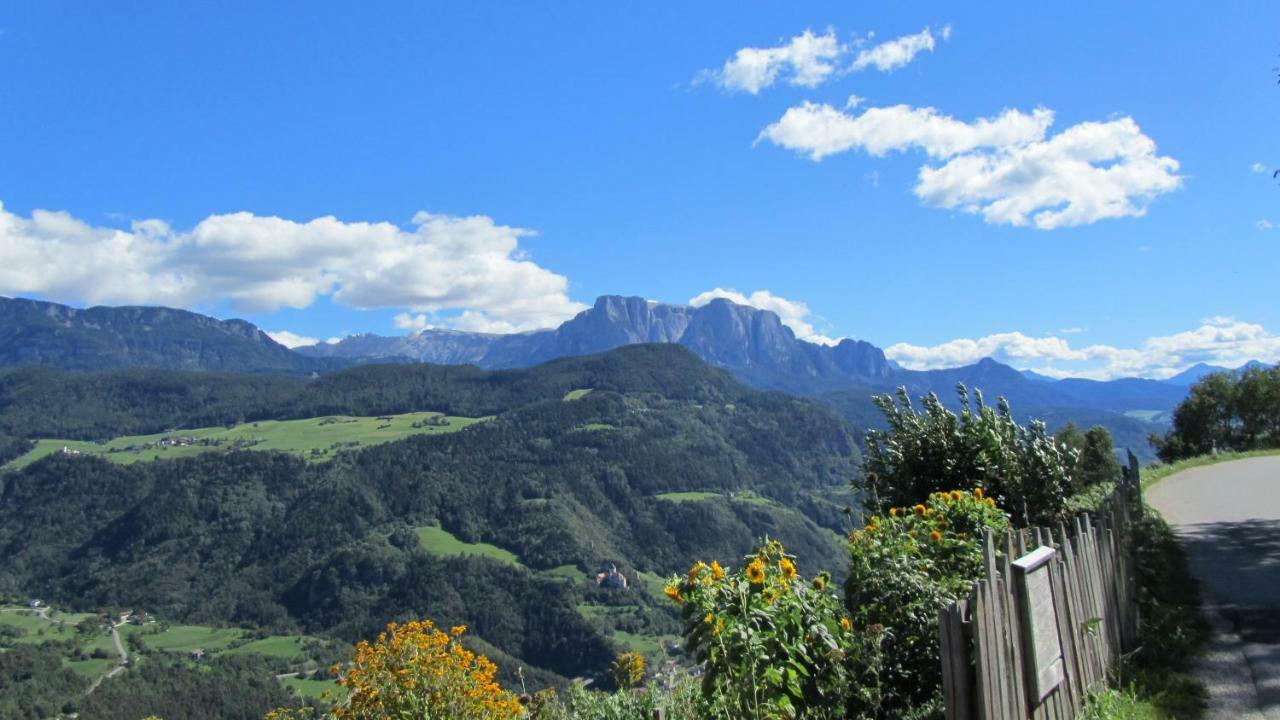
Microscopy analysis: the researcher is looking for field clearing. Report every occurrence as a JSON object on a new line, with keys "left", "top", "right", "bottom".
{"left": 414, "top": 524, "right": 522, "bottom": 567}
{"left": 540, "top": 564, "right": 587, "bottom": 582}
{"left": 143, "top": 624, "right": 246, "bottom": 652}
{"left": 563, "top": 388, "right": 594, "bottom": 401}
{"left": 65, "top": 657, "right": 117, "bottom": 678}
{"left": 4, "top": 411, "right": 488, "bottom": 470}
{"left": 225, "top": 635, "right": 307, "bottom": 659}
{"left": 282, "top": 676, "right": 345, "bottom": 701}
{"left": 652, "top": 490, "right": 773, "bottom": 506}
{"left": 613, "top": 630, "right": 680, "bottom": 661}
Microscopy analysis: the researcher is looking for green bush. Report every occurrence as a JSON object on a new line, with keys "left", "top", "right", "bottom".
{"left": 863, "top": 385, "right": 1075, "bottom": 526}
{"left": 668, "top": 540, "right": 885, "bottom": 719}
{"left": 845, "top": 489, "right": 1009, "bottom": 714}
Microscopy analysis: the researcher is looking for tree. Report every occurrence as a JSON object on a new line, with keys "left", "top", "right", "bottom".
{"left": 863, "top": 385, "right": 1076, "bottom": 526}
{"left": 1151, "top": 366, "right": 1280, "bottom": 462}
{"left": 1079, "top": 426, "right": 1121, "bottom": 488}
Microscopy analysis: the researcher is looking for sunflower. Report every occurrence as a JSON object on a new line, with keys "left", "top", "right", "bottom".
{"left": 929, "top": 530, "right": 942, "bottom": 542}
{"left": 710, "top": 560, "right": 725, "bottom": 579}
{"left": 745, "top": 558, "right": 766, "bottom": 584}
{"left": 687, "top": 561, "right": 707, "bottom": 584}
{"left": 840, "top": 617, "right": 852, "bottom": 632}
{"left": 778, "top": 557, "right": 797, "bottom": 580}
{"left": 663, "top": 584, "right": 684, "bottom": 604}
{"left": 912, "top": 504, "right": 926, "bottom": 516}
{"left": 974, "top": 487, "right": 984, "bottom": 499}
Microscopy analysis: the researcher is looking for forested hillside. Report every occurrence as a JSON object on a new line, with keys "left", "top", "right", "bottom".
{"left": 0, "top": 345, "right": 861, "bottom": 687}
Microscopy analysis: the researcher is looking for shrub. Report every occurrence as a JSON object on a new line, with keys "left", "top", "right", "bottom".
{"left": 845, "top": 489, "right": 1009, "bottom": 714}
{"left": 264, "top": 619, "right": 523, "bottom": 720}
{"left": 668, "top": 540, "right": 885, "bottom": 719}
{"left": 863, "top": 385, "right": 1075, "bottom": 526}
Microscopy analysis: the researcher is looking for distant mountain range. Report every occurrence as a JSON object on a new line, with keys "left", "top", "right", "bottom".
{"left": 0, "top": 296, "right": 337, "bottom": 374}
{"left": 2, "top": 294, "right": 1269, "bottom": 461}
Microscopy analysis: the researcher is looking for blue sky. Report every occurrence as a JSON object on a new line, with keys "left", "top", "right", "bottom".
{"left": 1, "top": 2, "right": 1278, "bottom": 378}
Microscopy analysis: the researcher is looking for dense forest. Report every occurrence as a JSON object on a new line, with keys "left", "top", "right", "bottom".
{"left": 0, "top": 345, "right": 861, "bottom": 687}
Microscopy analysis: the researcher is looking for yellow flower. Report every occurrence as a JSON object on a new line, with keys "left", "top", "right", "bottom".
{"left": 778, "top": 557, "right": 797, "bottom": 580}
{"left": 950, "top": 490, "right": 963, "bottom": 502}
{"left": 912, "top": 504, "right": 926, "bottom": 516}
{"left": 687, "top": 561, "right": 708, "bottom": 584}
{"left": 986, "top": 497, "right": 996, "bottom": 507}
{"left": 888, "top": 507, "right": 899, "bottom": 517}
{"left": 745, "top": 558, "right": 766, "bottom": 584}
{"left": 840, "top": 617, "right": 852, "bottom": 632}
{"left": 710, "top": 560, "right": 725, "bottom": 579}
{"left": 663, "top": 584, "right": 684, "bottom": 604}
{"left": 929, "top": 530, "right": 942, "bottom": 542}
{"left": 812, "top": 576, "right": 826, "bottom": 591}
{"left": 703, "top": 613, "right": 713, "bottom": 624}
{"left": 974, "top": 487, "right": 984, "bottom": 499}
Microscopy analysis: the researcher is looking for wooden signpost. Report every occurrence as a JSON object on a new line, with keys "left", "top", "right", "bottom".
{"left": 1012, "top": 546, "right": 1065, "bottom": 704}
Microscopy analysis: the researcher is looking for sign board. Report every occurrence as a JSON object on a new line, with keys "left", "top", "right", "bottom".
{"left": 1012, "top": 545, "right": 1064, "bottom": 703}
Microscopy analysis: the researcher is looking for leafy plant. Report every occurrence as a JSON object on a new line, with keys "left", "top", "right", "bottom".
{"left": 845, "top": 489, "right": 1009, "bottom": 714}
{"left": 863, "top": 385, "right": 1076, "bottom": 526}
{"left": 667, "top": 540, "right": 884, "bottom": 719}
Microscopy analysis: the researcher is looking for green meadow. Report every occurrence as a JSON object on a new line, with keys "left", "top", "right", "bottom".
{"left": 414, "top": 524, "right": 522, "bottom": 567}
{"left": 4, "top": 411, "right": 488, "bottom": 471}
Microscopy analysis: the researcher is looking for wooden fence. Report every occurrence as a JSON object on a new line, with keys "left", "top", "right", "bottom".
{"left": 938, "top": 452, "right": 1144, "bottom": 720}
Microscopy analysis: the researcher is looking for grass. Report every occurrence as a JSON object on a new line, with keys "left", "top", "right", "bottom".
{"left": 1080, "top": 687, "right": 1164, "bottom": 719}
{"left": 414, "top": 524, "right": 522, "bottom": 567}
{"left": 563, "top": 388, "right": 594, "bottom": 401}
{"left": 1140, "top": 447, "right": 1280, "bottom": 489}
{"left": 652, "top": 489, "right": 773, "bottom": 506}
{"left": 576, "top": 422, "right": 616, "bottom": 431}
{"left": 653, "top": 491, "right": 722, "bottom": 503}
{"left": 612, "top": 630, "right": 680, "bottom": 662}
{"left": 225, "top": 635, "right": 307, "bottom": 659}
{"left": 65, "top": 657, "right": 119, "bottom": 678}
{"left": 540, "top": 564, "right": 587, "bottom": 582}
{"left": 142, "top": 624, "right": 246, "bottom": 652}
{"left": 281, "top": 676, "right": 346, "bottom": 701}
{"left": 4, "top": 411, "right": 489, "bottom": 471}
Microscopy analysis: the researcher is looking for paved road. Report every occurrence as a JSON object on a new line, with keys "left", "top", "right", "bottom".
{"left": 1147, "top": 456, "right": 1280, "bottom": 719}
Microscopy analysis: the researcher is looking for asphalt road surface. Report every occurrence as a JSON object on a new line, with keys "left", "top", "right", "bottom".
{"left": 1147, "top": 456, "right": 1280, "bottom": 719}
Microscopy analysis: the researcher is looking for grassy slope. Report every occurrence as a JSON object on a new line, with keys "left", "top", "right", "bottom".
{"left": 413, "top": 524, "right": 523, "bottom": 567}
{"left": 4, "top": 411, "right": 487, "bottom": 470}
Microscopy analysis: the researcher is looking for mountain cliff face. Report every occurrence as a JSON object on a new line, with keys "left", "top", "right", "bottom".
{"left": 301, "top": 295, "right": 894, "bottom": 391}
{"left": 0, "top": 296, "right": 337, "bottom": 374}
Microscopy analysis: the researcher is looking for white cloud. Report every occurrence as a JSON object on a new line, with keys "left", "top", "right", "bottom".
{"left": 0, "top": 200, "right": 588, "bottom": 332}
{"left": 266, "top": 330, "right": 320, "bottom": 348}
{"left": 1258, "top": 219, "right": 1275, "bottom": 230}
{"left": 700, "top": 29, "right": 841, "bottom": 94}
{"left": 1059, "top": 327, "right": 1086, "bottom": 334}
{"left": 851, "top": 26, "right": 946, "bottom": 72}
{"left": 885, "top": 316, "right": 1280, "bottom": 380}
{"left": 759, "top": 102, "right": 1054, "bottom": 161}
{"left": 688, "top": 288, "right": 840, "bottom": 345}
{"left": 760, "top": 102, "right": 1181, "bottom": 229}
{"left": 1253, "top": 162, "right": 1268, "bottom": 173}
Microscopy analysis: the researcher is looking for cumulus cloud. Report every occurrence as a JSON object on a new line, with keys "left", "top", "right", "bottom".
{"left": 1253, "top": 162, "right": 1268, "bottom": 173}
{"left": 759, "top": 102, "right": 1181, "bottom": 229}
{"left": 1258, "top": 219, "right": 1275, "bottom": 231}
{"left": 851, "top": 26, "right": 948, "bottom": 72}
{"left": 699, "top": 25, "right": 947, "bottom": 94}
{"left": 0, "top": 200, "right": 587, "bottom": 332}
{"left": 700, "top": 29, "right": 841, "bottom": 94}
{"left": 885, "top": 317, "right": 1280, "bottom": 380}
{"left": 688, "top": 288, "right": 840, "bottom": 345}
{"left": 266, "top": 330, "right": 320, "bottom": 348}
